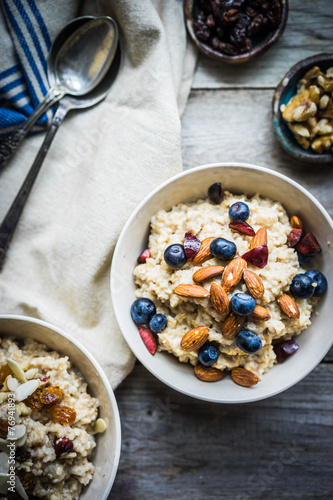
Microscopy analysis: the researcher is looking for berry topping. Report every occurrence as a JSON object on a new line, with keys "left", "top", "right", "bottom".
{"left": 236, "top": 330, "right": 262, "bottom": 354}
{"left": 273, "top": 338, "right": 299, "bottom": 363}
{"left": 164, "top": 244, "right": 187, "bottom": 268}
{"left": 229, "top": 220, "right": 255, "bottom": 237}
{"left": 229, "top": 201, "right": 250, "bottom": 221}
{"left": 230, "top": 293, "right": 256, "bottom": 316}
{"left": 306, "top": 270, "right": 327, "bottom": 297}
{"left": 241, "top": 244, "right": 268, "bottom": 268}
{"left": 131, "top": 298, "right": 156, "bottom": 325}
{"left": 198, "top": 343, "right": 219, "bottom": 366}
{"left": 287, "top": 228, "right": 303, "bottom": 247}
{"left": 295, "top": 232, "right": 321, "bottom": 256}
{"left": 137, "top": 248, "right": 151, "bottom": 264}
{"left": 290, "top": 273, "right": 315, "bottom": 299}
{"left": 149, "top": 314, "right": 168, "bottom": 333}
{"left": 184, "top": 232, "right": 201, "bottom": 260}
{"left": 210, "top": 238, "right": 236, "bottom": 261}
{"left": 54, "top": 437, "right": 74, "bottom": 457}
{"left": 208, "top": 182, "right": 223, "bottom": 204}
{"left": 138, "top": 327, "right": 157, "bottom": 355}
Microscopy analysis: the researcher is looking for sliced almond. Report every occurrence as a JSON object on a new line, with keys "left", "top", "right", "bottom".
{"left": 194, "top": 365, "right": 226, "bottom": 382}
{"left": 15, "top": 476, "right": 29, "bottom": 500}
{"left": 251, "top": 305, "right": 271, "bottom": 321}
{"left": 0, "top": 394, "right": 8, "bottom": 404}
{"left": 0, "top": 439, "right": 8, "bottom": 454}
{"left": 25, "top": 368, "right": 38, "bottom": 380}
{"left": 6, "top": 358, "right": 26, "bottom": 383}
{"left": 94, "top": 418, "right": 107, "bottom": 434}
{"left": 231, "top": 367, "right": 259, "bottom": 387}
{"left": 243, "top": 269, "right": 264, "bottom": 299}
{"left": 290, "top": 215, "right": 303, "bottom": 230}
{"left": 192, "top": 237, "right": 215, "bottom": 265}
{"left": 278, "top": 294, "right": 300, "bottom": 319}
{"left": 6, "top": 376, "right": 19, "bottom": 392}
{"left": 16, "top": 433, "right": 27, "bottom": 448}
{"left": 250, "top": 227, "right": 267, "bottom": 249}
{"left": 7, "top": 424, "right": 26, "bottom": 441}
{"left": 14, "top": 379, "right": 39, "bottom": 402}
{"left": 175, "top": 284, "right": 210, "bottom": 298}
{"left": 181, "top": 326, "right": 209, "bottom": 352}
{"left": 221, "top": 312, "right": 246, "bottom": 339}
{"left": 221, "top": 257, "right": 247, "bottom": 292}
{"left": 0, "top": 453, "right": 9, "bottom": 474}
{"left": 192, "top": 265, "right": 224, "bottom": 283}
{"left": 210, "top": 283, "right": 230, "bottom": 316}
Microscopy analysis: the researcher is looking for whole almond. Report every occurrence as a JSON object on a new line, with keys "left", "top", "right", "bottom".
{"left": 250, "top": 227, "right": 267, "bottom": 249}
{"left": 210, "top": 283, "right": 230, "bottom": 316}
{"left": 290, "top": 215, "right": 303, "bottom": 230}
{"left": 278, "top": 294, "right": 300, "bottom": 319}
{"left": 221, "top": 257, "right": 247, "bottom": 292}
{"left": 181, "top": 326, "right": 209, "bottom": 352}
{"left": 231, "top": 367, "right": 259, "bottom": 387}
{"left": 175, "top": 284, "right": 210, "bottom": 298}
{"left": 193, "top": 265, "right": 224, "bottom": 283}
{"left": 194, "top": 365, "right": 226, "bottom": 382}
{"left": 251, "top": 305, "right": 271, "bottom": 321}
{"left": 192, "top": 237, "right": 215, "bottom": 265}
{"left": 221, "top": 312, "right": 246, "bottom": 339}
{"left": 243, "top": 269, "right": 264, "bottom": 299}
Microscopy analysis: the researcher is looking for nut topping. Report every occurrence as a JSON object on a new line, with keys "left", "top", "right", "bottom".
{"left": 192, "top": 237, "right": 215, "bottom": 265}
{"left": 251, "top": 305, "right": 271, "bottom": 321}
{"left": 194, "top": 365, "right": 226, "bottom": 382}
{"left": 175, "top": 284, "right": 210, "bottom": 298}
{"left": 243, "top": 270, "right": 264, "bottom": 299}
{"left": 221, "top": 257, "right": 247, "bottom": 292}
{"left": 250, "top": 227, "right": 267, "bottom": 249}
{"left": 181, "top": 326, "right": 209, "bottom": 352}
{"left": 210, "top": 283, "right": 230, "bottom": 316}
{"left": 231, "top": 367, "right": 259, "bottom": 387}
{"left": 278, "top": 294, "right": 300, "bottom": 319}
{"left": 192, "top": 265, "right": 224, "bottom": 283}
{"left": 221, "top": 312, "right": 246, "bottom": 340}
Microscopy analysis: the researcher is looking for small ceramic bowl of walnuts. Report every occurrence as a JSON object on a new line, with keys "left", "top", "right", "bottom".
{"left": 273, "top": 53, "right": 333, "bottom": 164}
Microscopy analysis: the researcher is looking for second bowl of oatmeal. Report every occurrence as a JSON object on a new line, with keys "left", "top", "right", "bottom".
{"left": 0, "top": 315, "right": 121, "bottom": 499}
{"left": 111, "top": 163, "right": 333, "bottom": 403}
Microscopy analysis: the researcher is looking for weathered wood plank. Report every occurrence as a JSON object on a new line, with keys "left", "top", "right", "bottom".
{"left": 111, "top": 364, "right": 333, "bottom": 500}
{"left": 181, "top": 89, "right": 333, "bottom": 218}
{"left": 192, "top": 0, "right": 333, "bottom": 89}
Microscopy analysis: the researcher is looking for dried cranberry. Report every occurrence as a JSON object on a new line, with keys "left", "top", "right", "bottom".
{"left": 138, "top": 327, "right": 157, "bottom": 355}
{"left": 287, "top": 228, "right": 303, "bottom": 248}
{"left": 208, "top": 182, "right": 223, "bottom": 204}
{"left": 184, "top": 232, "right": 201, "bottom": 260}
{"left": 137, "top": 248, "right": 151, "bottom": 264}
{"left": 273, "top": 338, "right": 299, "bottom": 363}
{"left": 241, "top": 244, "right": 269, "bottom": 268}
{"left": 229, "top": 220, "right": 255, "bottom": 236}
{"left": 54, "top": 437, "right": 74, "bottom": 457}
{"left": 16, "top": 447, "right": 31, "bottom": 463}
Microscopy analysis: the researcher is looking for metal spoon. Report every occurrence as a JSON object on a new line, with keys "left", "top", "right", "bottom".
{"left": 0, "top": 16, "right": 121, "bottom": 270}
{"left": 0, "top": 16, "right": 118, "bottom": 169}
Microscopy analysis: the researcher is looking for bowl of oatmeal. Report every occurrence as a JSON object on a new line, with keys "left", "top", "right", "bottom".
{"left": 0, "top": 315, "right": 121, "bottom": 499}
{"left": 111, "top": 163, "right": 333, "bottom": 403}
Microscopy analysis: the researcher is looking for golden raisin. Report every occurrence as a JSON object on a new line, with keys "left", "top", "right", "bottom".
{"left": 17, "top": 469, "right": 37, "bottom": 495}
{"left": 50, "top": 405, "right": 76, "bottom": 425}
{"left": 0, "top": 418, "right": 8, "bottom": 439}
{"left": 0, "top": 364, "right": 12, "bottom": 384}
{"left": 24, "top": 387, "right": 44, "bottom": 411}
{"left": 39, "top": 386, "right": 63, "bottom": 406}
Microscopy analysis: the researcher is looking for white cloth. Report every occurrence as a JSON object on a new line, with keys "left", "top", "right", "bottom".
{"left": 0, "top": 0, "right": 197, "bottom": 388}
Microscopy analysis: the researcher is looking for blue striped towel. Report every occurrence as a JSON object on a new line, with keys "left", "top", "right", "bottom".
{"left": 0, "top": 0, "right": 78, "bottom": 136}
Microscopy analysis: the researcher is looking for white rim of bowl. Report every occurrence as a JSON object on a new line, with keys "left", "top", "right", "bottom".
{"left": 0, "top": 313, "right": 121, "bottom": 496}
{"left": 111, "top": 162, "right": 333, "bottom": 403}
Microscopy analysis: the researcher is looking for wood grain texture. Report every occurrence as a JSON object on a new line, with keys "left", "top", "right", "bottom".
{"left": 192, "top": 0, "right": 333, "bottom": 89}
{"left": 112, "top": 364, "right": 333, "bottom": 500}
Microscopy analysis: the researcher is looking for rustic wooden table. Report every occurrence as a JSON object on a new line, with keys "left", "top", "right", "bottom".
{"left": 112, "top": 2, "right": 333, "bottom": 498}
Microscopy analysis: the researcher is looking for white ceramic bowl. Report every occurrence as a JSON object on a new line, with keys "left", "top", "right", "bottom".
{"left": 0, "top": 315, "right": 121, "bottom": 498}
{"left": 111, "top": 163, "right": 333, "bottom": 403}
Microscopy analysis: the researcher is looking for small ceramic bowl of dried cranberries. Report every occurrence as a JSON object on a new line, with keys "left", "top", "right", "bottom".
{"left": 184, "top": 0, "right": 288, "bottom": 64}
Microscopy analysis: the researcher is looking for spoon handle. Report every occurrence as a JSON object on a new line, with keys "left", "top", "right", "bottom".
{"left": 0, "top": 86, "right": 66, "bottom": 170}
{"left": 0, "top": 103, "right": 68, "bottom": 271}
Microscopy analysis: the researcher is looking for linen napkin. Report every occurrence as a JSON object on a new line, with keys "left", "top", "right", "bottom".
{"left": 0, "top": 0, "right": 197, "bottom": 387}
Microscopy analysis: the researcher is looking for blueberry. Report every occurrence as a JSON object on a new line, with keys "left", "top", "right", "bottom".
{"left": 229, "top": 202, "right": 250, "bottom": 221}
{"left": 230, "top": 293, "right": 256, "bottom": 316}
{"left": 290, "top": 273, "right": 314, "bottom": 299}
{"left": 131, "top": 298, "right": 156, "bottom": 325}
{"left": 210, "top": 238, "right": 236, "bottom": 261}
{"left": 236, "top": 330, "right": 262, "bottom": 354}
{"left": 305, "top": 270, "right": 327, "bottom": 297}
{"left": 149, "top": 313, "right": 168, "bottom": 333}
{"left": 198, "top": 342, "right": 219, "bottom": 366}
{"left": 164, "top": 244, "right": 187, "bottom": 268}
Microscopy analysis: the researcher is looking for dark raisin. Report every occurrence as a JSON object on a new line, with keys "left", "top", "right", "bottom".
{"left": 208, "top": 182, "right": 223, "bottom": 204}
{"left": 16, "top": 447, "right": 31, "bottom": 463}
{"left": 54, "top": 437, "right": 74, "bottom": 457}
{"left": 17, "top": 469, "right": 37, "bottom": 495}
